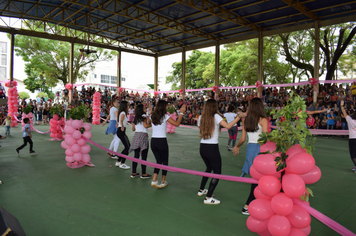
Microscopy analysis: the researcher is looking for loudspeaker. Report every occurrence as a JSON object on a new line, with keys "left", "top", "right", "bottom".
{"left": 0, "top": 207, "right": 26, "bottom": 236}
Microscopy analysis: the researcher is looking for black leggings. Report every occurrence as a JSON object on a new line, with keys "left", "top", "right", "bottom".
{"left": 245, "top": 184, "right": 258, "bottom": 206}
{"left": 18, "top": 136, "right": 34, "bottom": 152}
{"left": 116, "top": 128, "right": 130, "bottom": 164}
{"left": 151, "top": 138, "right": 169, "bottom": 176}
{"left": 228, "top": 126, "right": 238, "bottom": 146}
{"left": 199, "top": 143, "right": 222, "bottom": 198}
{"left": 133, "top": 148, "right": 148, "bottom": 174}
{"left": 349, "top": 139, "right": 356, "bottom": 166}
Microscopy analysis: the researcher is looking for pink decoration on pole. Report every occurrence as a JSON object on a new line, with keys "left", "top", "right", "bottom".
{"left": 309, "top": 78, "right": 319, "bottom": 93}
{"left": 179, "top": 89, "right": 183, "bottom": 94}
{"left": 212, "top": 85, "right": 218, "bottom": 92}
{"left": 49, "top": 117, "right": 65, "bottom": 141}
{"left": 65, "top": 83, "right": 73, "bottom": 90}
{"left": 6, "top": 85, "right": 19, "bottom": 127}
{"left": 92, "top": 92, "right": 101, "bottom": 125}
{"left": 255, "top": 80, "right": 263, "bottom": 89}
{"left": 154, "top": 91, "right": 159, "bottom": 96}
{"left": 119, "top": 87, "right": 124, "bottom": 93}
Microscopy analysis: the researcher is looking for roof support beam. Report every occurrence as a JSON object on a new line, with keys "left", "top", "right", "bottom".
{"left": 279, "top": 0, "right": 318, "bottom": 21}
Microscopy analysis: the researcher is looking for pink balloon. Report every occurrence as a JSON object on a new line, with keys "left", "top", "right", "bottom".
{"left": 82, "top": 122, "right": 92, "bottom": 131}
{"left": 249, "top": 199, "right": 275, "bottom": 221}
{"left": 288, "top": 228, "right": 306, "bottom": 236}
{"left": 50, "top": 133, "right": 56, "bottom": 138}
{"left": 80, "top": 145, "right": 91, "bottom": 154}
{"left": 65, "top": 149, "right": 74, "bottom": 156}
{"left": 260, "top": 141, "right": 276, "bottom": 153}
{"left": 254, "top": 154, "right": 278, "bottom": 175}
{"left": 65, "top": 136, "right": 76, "bottom": 146}
{"left": 82, "top": 154, "right": 91, "bottom": 163}
{"left": 271, "top": 193, "right": 293, "bottom": 216}
{"left": 65, "top": 119, "right": 73, "bottom": 126}
{"left": 254, "top": 186, "right": 272, "bottom": 200}
{"left": 64, "top": 126, "right": 74, "bottom": 134}
{"left": 65, "top": 156, "right": 74, "bottom": 163}
{"left": 73, "top": 153, "right": 83, "bottom": 161}
{"left": 82, "top": 131, "right": 92, "bottom": 140}
{"left": 282, "top": 174, "right": 306, "bottom": 199}
{"left": 61, "top": 141, "right": 69, "bottom": 149}
{"left": 259, "top": 176, "right": 281, "bottom": 197}
{"left": 268, "top": 215, "right": 291, "bottom": 236}
{"left": 246, "top": 216, "right": 268, "bottom": 233}
{"left": 300, "top": 225, "right": 311, "bottom": 235}
{"left": 285, "top": 153, "right": 315, "bottom": 175}
{"left": 52, "top": 114, "right": 59, "bottom": 120}
{"left": 300, "top": 166, "right": 321, "bottom": 184}
{"left": 56, "top": 133, "right": 63, "bottom": 139}
{"left": 72, "top": 120, "right": 83, "bottom": 129}
{"left": 250, "top": 165, "right": 264, "bottom": 180}
{"left": 286, "top": 144, "right": 306, "bottom": 159}
{"left": 286, "top": 205, "right": 311, "bottom": 229}
{"left": 258, "top": 230, "right": 272, "bottom": 236}
{"left": 72, "top": 130, "right": 82, "bottom": 140}
{"left": 71, "top": 144, "right": 81, "bottom": 153}
{"left": 77, "top": 138, "right": 87, "bottom": 146}
{"left": 51, "top": 128, "right": 57, "bottom": 134}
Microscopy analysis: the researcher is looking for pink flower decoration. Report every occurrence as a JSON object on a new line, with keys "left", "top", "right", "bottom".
{"left": 154, "top": 91, "right": 159, "bottom": 96}
{"left": 119, "top": 87, "right": 124, "bottom": 93}
{"left": 4, "top": 80, "right": 17, "bottom": 87}
{"left": 212, "top": 86, "right": 218, "bottom": 92}
{"left": 255, "top": 80, "right": 263, "bottom": 89}
{"left": 179, "top": 89, "right": 183, "bottom": 94}
{"left": 308, "top": 78, "right": 318, "bottom": 85}
{"left": 65, "top": 83, "right": 73, "bottom": 90}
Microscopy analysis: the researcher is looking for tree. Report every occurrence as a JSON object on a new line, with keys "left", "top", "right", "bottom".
{"left": 13, "top": 21, "right": 115, "bottom": 89}
{"left": 18, "top": 91, "right": 30, "bottom": 99}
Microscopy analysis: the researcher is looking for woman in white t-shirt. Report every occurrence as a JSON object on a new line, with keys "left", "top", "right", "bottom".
{"left": 103, "top": 98, "right": 121, "bottom": 159}
{"left": 340, "top": 100, "right": 356, "bottom": 172}
{"left": 223, "top": 105, "right": 239, "bottom": 151}
{"left": 233, "top": 98, "right": 268, "bottom": 215}
{"left": 197, "top": 99, "right": 242, "bottom": 205}
{"left": 128, "top": 104, "right": 152, "bottom": 179}
{"left": 115, "top": 101, "right": 131, "bottom": 169}
{"left": 149, "top": 100, "right": 186, "bottom": 189}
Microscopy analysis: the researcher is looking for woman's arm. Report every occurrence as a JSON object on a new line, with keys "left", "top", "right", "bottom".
{"left": 120, "top": 113, "right": 125, "bottom": 131}
{"left": 233, "top": 123, "right": 246, "bottom": 156}
{"left": 132, "top": 123, "right": 136, "bottom": 132}
{"left": 340, "top": 101, "right": 348, "bottom": 119}
{"left": 143, "top": 118, "right": 152, "bottom": 128}
{"left": 167, "top": 105, "right": 186, "bottom": 127}
{"left": 219, "top": 115, "right": 241, "bottom": 130}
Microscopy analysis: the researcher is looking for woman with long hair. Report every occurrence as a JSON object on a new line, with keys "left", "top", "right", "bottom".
{"left": 233, "top": 97, "right": 268, "bottom": 215}
{"left": 129, "top": 104, "right": 152, "bottom": 179}
{"left": 149, "top": 100, "right": 186, "bottom": 189}
{"left": 198, "top": 99, "right": 242, "bottom": 205}
{"left": 103, "top": 98, "right": 121, "bottom": 160}
{"left": 115, "top": 100, "right": 131, "bottom": 169}
{"left": 340, "top": 100, "right": 356, "bottom": 172}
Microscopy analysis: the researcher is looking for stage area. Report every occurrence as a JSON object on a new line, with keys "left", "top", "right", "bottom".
{"left": 0, "top": 125, "right": 355, "bottom": 236}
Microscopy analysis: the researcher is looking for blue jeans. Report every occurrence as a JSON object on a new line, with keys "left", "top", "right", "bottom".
{"left": 341, "top": 122, "right": 348, "bottom": 130}
{"left": 241, "top": 143, "right": 260, "bottom": 176}
{"left": 5, "top": 126, "right": 10, "bottom": 135}
{"left": 327, "top": 125, "right": 334, "bottom": 130}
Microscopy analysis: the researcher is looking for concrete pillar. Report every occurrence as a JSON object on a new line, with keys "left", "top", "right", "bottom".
{"left": 215, "top": 41, "right": 220, "bottom": 99}
{"left": 313, "top": 21, "right": 320, "bottom": 104}
{"left": 9, "top": 33, "right": 14, "bottom": 82}
{"left": 117, "top": 49, "right": 121, "bottom": 97}
{"left": 257, "top": 32, "right": 263, "bottom": 98}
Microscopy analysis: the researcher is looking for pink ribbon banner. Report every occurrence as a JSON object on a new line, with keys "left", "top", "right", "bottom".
{"left": 33, "top": 127, "right": 51, "bottom": 134}
{"left": 270, "top": 126, "right": 349, "bottom": 136}
{"left": 83, "top": 136, "right": 355, "bottom": 235}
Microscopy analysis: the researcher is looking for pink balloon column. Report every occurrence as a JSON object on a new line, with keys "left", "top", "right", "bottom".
{"left": 61, "top": 119, "right": 93, "bottom": 168}
{"left": 21, "top": 112, "right": 34, "bottom": 131}
{"left": 247, "top": 143, "right": 321, "bottom": 236}
{"left": 50, "top": 114, "right": 65, "bottom": 140}
{"left": 5, "top": 80, "right": 18, "bottom": 127}
{"left": 92, "top": 92, "right": 101, "bottom": 125}
{"left": 166, "top": 112, "right": 177, "bottom": 133}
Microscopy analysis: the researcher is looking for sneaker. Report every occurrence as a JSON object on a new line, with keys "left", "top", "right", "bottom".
{"left": 229, "top": 147, "right": 234, "bottom": 151}
{"left": 160, "top": 181, "right": 168, "bottom": 188}
{"left": 226, "top": 145, "right": 230, "bottom": 150}
{"left": 204, "top": 197, "right": 220, "bottom": 205}
{"left": 151, "top": 181, "right": 161, "bottom": 189}
{"left": 111, "top": 155, "right": 119, "bottom": 160}
{"left": 30, "top": 150, "right": 35, "bottom": 154}
{"left": 197, "top": 189, "right": 208, "bottom": 196}
{"left": 352, "top": 167, "right": 356, "bottom": 171}
{"left": 140, "top": 174, "right": 152, "bottom": 179}
{"left": 130, "top": 173, "right": 140, "bottom": 178}
{"left": 115, "top": 162, "right": 121, "bottom": 167}
{"left": 119, "top": 163, "right": 130, "bottom": 169}
{"left": 15, "top": 148, "right": 19, "bottom": 154}
{"left": 242, "top": 207, "right": 249, "bottom": 215}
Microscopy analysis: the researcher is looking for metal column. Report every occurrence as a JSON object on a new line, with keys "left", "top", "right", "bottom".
{"left": 154, "top": 54, "right": 158, "bottom": 92}
{"left": 215, "top": 40, "right": 220, "bottom": 99}
{"left": 9, "top": 34, "right": 14, "bottom": 82}
{"left": 117, "top": 49, "right": 121, "bottom": 96}
{"left": 257, "top": 32, "right": 263, "bottom": 98}
{"left": 68, "top": 41, "right": 74, "bottom": 103}
{"left": 182, "top": 47, "right": 186, "bottom": 99}
{"left": 313, "top": 21, "right": 320, "bottom": 104}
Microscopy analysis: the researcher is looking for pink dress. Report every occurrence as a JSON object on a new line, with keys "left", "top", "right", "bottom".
{"left": 166, "top": 112, "right": 177, "bottom": 133}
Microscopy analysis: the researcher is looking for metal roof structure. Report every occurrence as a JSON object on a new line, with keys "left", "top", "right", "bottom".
{"left": 0, "top": 0, "right": 355, "bottom": 57}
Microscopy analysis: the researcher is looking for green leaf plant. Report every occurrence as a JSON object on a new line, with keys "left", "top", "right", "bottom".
{"left": 67, "top": 103, "right": 91, "bottom": 122}
{"left": 50, "top": 103, "right": 65, "bottom": 119}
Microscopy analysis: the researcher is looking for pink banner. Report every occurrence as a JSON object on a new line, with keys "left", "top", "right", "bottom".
{"left": 270, "top": 126, "right": 349, "bottom": 136}
{"left": 33, "top": 127, "right": 51, "bottom": 134}
{"left": 293, "top": 199, "right": 356, "bottom": 236}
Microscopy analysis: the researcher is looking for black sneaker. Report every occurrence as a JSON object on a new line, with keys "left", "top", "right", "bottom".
{"left": 140, "top": 174, "right": 152, "bottom": 179}
{"left": 130, "top": 173, "right": 140, "bottom": 178}
{"left": 15, "top": 149, "right": 19, "bottom": 154}
{"left": 242, "top": 207, "right": 249, "bottom": 215}
{"left": 30, "top": 150, "right": 35, "bottom": 154}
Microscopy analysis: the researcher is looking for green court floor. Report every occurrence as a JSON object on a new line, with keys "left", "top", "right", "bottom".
{"left": 0, "top": 124, "right": 355, "bottom": 236}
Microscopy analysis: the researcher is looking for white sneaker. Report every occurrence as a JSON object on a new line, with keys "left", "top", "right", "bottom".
{"left": 197, "top": 189, "right": 208, "bottom": 196}
{"left": 228, "top": 147, "right": 234, "bottom": 151}
{"left": 111, "top": 155, "right": 119, "bottom": 160}
{"left": 160, "top": 181, "right": 168, "bottom": 188}
{"left": 226, "top": 145, "right": 230, "bottom": 150}
{"left": 119, "top": 163, "right": 130, "bottom": 169}
{"left": 115, "top": 162, "right": 121, "bottom": 167}
{"left": 204, "top": 197, "right": 220, "bottom": 205}
{"left": 151, "top": 181, "right": 161, "bottom": 189}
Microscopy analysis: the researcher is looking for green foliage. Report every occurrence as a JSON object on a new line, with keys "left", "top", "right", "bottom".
{"left": 50, "top": 104, "right": 65, "bottom": 119}
{"left": 18, "top": 91, "right": 30, "bottom": 99}
{"left": 68, "top": 103, "right": 91, "bottom": 121}
{"left": 37, "top": 92, "right": 48, "bottom": 98}
{"left": 258, "top": 92, "right": 316, "bottom": 167}
{"left": 167, "top": 106, "right": 175, "bottom": 114}
{"left": 23, "top": 105, "right": 32, "bottom": 114}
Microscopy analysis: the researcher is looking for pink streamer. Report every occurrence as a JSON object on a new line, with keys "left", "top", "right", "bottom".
{"left": 82, "top": 137, "right": 258, "bottom": 184}
{"left": 293, "top": 199, "right": 356, "bottom": 236}
{"left": 270, "top": 126, "right": 349, "bottom": 135}
{"left": 33, "top": 127, "right": 51, "bottom": 134}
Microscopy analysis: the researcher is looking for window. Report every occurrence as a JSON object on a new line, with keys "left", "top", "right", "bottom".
{"left": 92, "top": 74, "right": 97, "bottom": 79}
{"left": 1, "top": 55, "right": 6, "bottom": 66}
{"left": 100, "top": 75, "right": 110, "bottom": 83}
{"left": 0, "top": 67, "right": 6, "bottom": 78}
{"left": 99, "top": 85, "right": 116, "bottom": 91}
{"left": 110, "top": 76, "right": 117, "bottom": 84}
{"left": 121, "top": 77, "right": 126, "bottom": 82}
{"left": 0, "top": 42, "right": 6, "bottom": 54}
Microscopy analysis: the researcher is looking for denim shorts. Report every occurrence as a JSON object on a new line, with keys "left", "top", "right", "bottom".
{"left": 242, "top": 143, "right": 260, "bottom": 175}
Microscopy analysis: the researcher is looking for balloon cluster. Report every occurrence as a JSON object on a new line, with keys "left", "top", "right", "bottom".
{"left": 50, "top": 114, "right": 65, "bottom": 140}
{"left": 247, "top": 142, "right": 321, "bottom": 236}
{"left": 154, "top": 91, "right": 159, "bottom": 97}
{"left": 65, "top": 83, "right": 73, "bottom": 90}
{"left": 92, "top": 92, "right": 101, "bottom": 125}
{"left": 5, "top": 81, "right": 18, "bottom": 127}
{"left": 61, "top": 119, "right": 92, "bottom": 164}
{"left": 21, "top": 113, "right": 34, "bottom": 131}
{"left": 166, "top": 112, "right": 177, "bottom": 133}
